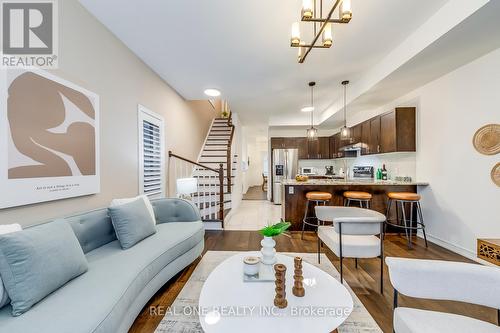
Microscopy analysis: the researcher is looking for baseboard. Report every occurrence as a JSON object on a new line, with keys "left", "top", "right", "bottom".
{"left": 416, "top": 232, "right": 496, "bottom": 266}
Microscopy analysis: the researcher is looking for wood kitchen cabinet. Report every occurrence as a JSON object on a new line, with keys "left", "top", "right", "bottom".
{"left": 379, "top": 108, "right": 416, "bottom": 153}
{"left": 318, "top": 137, "right": 330, "bottom": 159}
{"left": 361, "top": 120, "right": 371, "bottom": 154}
{"left": 359, "top": 107, "right": 416, "bottom": 155}
{"left": 270, "top": 137, "right": 285, "bottom": 149}
{"left": 380, "top": 111, "right": 396, "bottom": 153}
{"left": 369, "top": 116, "right": 381, "bottom": 155}
{"left": 351, "top": 124, "right": 362, "bottom": 144}
{"left": 295, "top": 137, "right": 308, "bottom": 159}
{"left": 329, "top": 135, "right": 336, "bottom": 159}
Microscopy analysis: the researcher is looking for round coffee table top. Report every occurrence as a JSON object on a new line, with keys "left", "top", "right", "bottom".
{"left": 198, "top": 252, "right": 353, "bottom": 333}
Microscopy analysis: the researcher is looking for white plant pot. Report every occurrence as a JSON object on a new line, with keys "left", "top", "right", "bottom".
{"left": 260, "top": 236, "right": 277, "bottom": 265}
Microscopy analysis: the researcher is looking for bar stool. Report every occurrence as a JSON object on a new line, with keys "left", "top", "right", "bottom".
{"left": 343, "top": 191, "right": 372, "bottom": 208}
{"left": 385, "top": 192, "right": 428, "bottom": 249}
{"left": 301, "top": 191, "right": 332, "bottom": 240}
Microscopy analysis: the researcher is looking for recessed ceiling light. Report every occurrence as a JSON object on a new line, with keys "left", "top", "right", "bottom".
{"left": 301, "top": 106, "right": 314, "bottom": 112}
{"left": 204, "top": 88, "right": 221, "bottom": 97}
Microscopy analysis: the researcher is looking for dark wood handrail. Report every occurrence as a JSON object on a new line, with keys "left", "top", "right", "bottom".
{"left": 169, "top": 150, "right": 224, "bottom": 223}
{"left": 169, "top": 151, "right": 219, "bottom": 173}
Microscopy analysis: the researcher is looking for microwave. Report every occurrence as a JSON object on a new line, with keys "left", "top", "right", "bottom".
{"left": 300, "top": 167, "right": 316, "bottom": 175}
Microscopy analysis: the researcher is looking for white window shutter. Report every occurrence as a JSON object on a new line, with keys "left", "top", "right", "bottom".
{"left": 138, "top": 105, "right": 165, "bottom": 198}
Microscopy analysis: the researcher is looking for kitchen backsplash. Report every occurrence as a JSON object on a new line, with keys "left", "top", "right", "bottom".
{"left": 298, "top": 152, "right": 416, "bottom": 180}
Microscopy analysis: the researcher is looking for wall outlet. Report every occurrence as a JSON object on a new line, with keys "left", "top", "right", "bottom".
{"left": 288, "top": 186, "right": 294, "bottom": 194}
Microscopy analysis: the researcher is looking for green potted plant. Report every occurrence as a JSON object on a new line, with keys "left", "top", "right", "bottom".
{"left": 259, "top": 221, "right": 291, "bottom": 265}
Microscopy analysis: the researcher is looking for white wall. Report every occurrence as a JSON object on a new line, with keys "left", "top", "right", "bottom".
{"left": 0, "top": 0, "right": 214, "bottom": 226}
{"left": 354, "top": 48, "right": 500, "bottom": 259}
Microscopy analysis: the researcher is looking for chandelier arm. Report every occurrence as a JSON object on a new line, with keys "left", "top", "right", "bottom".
{"left": 291, "top": 44, "right": 330, "bottom": 49}
{"left": 299, "top": 0, "right": 343, "bottom": 63}
{"left": 302, "top": 18, "right": 349, "bottom": 23}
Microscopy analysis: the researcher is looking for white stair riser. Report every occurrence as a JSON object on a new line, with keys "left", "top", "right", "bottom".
{"left": 201, "top": 151, "right": 228, "bottom": 156}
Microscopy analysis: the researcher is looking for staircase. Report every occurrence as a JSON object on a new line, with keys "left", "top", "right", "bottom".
{"left": 169, "top": 113, "right": 236, "bottom": 230}
{"left": 193, "top": 117, "right": 236, "bottom": 229}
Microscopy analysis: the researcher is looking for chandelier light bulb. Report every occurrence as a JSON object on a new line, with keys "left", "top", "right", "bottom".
{"left": 322, "top": 23, "right": 333, "bottom": 47}
{"left": 291, "top": 22, "right": 301, "bottom": 46}
{"left": 302, "top": 0, "right": 314, "bottom": 19}
{"left": 340, "top": 0, "right": 352, "bottom": 21}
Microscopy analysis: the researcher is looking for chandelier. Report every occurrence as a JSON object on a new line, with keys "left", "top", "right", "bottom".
{"left": 290, "top": 0, "right": 352, "bottom": 63}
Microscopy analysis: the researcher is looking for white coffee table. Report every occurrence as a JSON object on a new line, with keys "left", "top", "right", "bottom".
{"left": 198, "top": 252, "right": 353, "bottom": 333}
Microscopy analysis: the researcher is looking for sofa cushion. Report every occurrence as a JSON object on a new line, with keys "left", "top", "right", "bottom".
{"left": 0, "top": 224, "right": 22, "bottom": 309}
{"left": 111, "top": 195, "right": 156, "bottom": 225}
{"left": 65, "top": 208, "right": 117, "bottom": 254}
{"left": 394, "top": 307, "right": 500, "bottom": 333}
{"left": 0, "top": 220, "right": 88, "bottom": 316}
{"left": 0, "top": 221, "right": 204, "bottom": 333}
{"left": 108, "top": 198, "right": 157, "bottom": 249}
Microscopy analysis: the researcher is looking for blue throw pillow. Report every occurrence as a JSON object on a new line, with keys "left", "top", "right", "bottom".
{"left": 108, "top": 197, "right": 157, "bottom": 249}
{"left": 0, "top": 220, "right": 88, "bottom": 316}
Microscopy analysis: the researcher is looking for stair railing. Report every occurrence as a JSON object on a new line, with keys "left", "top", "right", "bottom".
{"left": 226, "top": 111, "right": 235, "bottom": 194}
{"left": 169, "top": 151, "right": 224, "bottom": 224}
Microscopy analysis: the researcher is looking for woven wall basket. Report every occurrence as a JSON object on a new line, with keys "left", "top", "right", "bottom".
{"left": 492, "top": 162, "right": 500, "bottom": 187}
{"left": 473, "top": 124, "right": 500, "bottom": 155}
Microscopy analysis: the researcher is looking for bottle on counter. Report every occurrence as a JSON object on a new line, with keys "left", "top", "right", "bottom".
{"left": 381, "top": 164, "right": 388, "bottom": 181}
{"left": 376, "top": 168, "right": 382, "bottom": 180}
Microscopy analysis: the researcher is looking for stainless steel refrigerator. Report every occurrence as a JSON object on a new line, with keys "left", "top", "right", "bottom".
{"left": 272, "top": 149, "right": 298, "bottom": 205}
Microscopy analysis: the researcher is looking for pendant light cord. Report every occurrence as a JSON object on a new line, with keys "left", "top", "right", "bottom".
{"left": 310, "top": 84, "right": 314, "bottom": 127}
{"left": 343, "top": 83, "right": 347, "bottom": 127}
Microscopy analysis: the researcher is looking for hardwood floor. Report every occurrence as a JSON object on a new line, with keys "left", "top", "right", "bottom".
{"left": 242, "top": 186, "right": 268, "bottom": 200}
{"left": 130, "top": 232, "right": 498, "bottom": 333}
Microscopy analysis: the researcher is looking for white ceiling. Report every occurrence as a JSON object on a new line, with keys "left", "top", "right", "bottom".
{"left": 79, "top": 0, "right": 450, "bottom": 126}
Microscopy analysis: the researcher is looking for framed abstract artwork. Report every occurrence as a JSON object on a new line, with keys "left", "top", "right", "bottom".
{"left": 0, "top": 69, "right": 100, "bottom": 208}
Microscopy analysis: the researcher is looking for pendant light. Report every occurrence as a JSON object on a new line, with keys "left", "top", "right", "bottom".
{"left": 306, "top": 81, "right": 318, "bottom": 141}
{"left": 340, "top": 80, "right": 351, "bottom": 141}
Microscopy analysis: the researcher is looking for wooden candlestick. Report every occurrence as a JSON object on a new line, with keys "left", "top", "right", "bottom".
{"left": 292, "top": 256, "right": 305, "bottom": 297}
{"left": 273, "top": 263, "right": 288, "bottom": 308}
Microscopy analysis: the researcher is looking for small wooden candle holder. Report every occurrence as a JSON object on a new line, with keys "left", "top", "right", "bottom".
{"left": 273, "top": 263, "right": 288, "bottom": 308}
{"left": 292, "top": 257, "right": 305, "bottom": 297}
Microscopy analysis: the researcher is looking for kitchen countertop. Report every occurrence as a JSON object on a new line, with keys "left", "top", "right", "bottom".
{"left": 282, "top": 179, "right": 429, "bottom": 186}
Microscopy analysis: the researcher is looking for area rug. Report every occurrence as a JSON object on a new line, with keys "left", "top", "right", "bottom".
{"left": 154, "top": 251, "right": 382, "bottom": 332}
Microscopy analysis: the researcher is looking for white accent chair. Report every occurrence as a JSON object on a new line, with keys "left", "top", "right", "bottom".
{"left": 315, "top": 206, "right": 386, "bottom": 293}
{"left": 386, "top": 257, "right": 500, "bottom": 333}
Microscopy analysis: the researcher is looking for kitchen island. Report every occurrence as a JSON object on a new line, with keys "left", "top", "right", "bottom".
{"left": 281, "top": 179, "right": 429, "bottom": 231}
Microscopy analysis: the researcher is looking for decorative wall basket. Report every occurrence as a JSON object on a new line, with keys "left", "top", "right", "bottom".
{"left": 492, "top": 162, "right": 500, "bottom": 187}
{"left": 473, "top": 124, "right": 500, "bottom": 155}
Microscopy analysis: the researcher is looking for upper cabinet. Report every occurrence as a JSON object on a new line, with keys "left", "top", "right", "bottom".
{"left": 269, "top": 107, "right": 415, "bottom": 159}
{"left": 270, "top": 137, "right": 286, "bottom": 149}
{"left": 369, "top": 116, "right": 381, "bottom": 155}
{"left": 270, "top": 136, "right": 330, "bottom": 159}
{"left": 359, "top": 107, "right": 416, "bottom": 155}
{"left": 305, "top": 137, "right": 330, "bottom": 159}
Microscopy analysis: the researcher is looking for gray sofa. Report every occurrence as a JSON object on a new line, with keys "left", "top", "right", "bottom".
{"left": 0, "top": 198, "right": 204, "bottom": 333}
